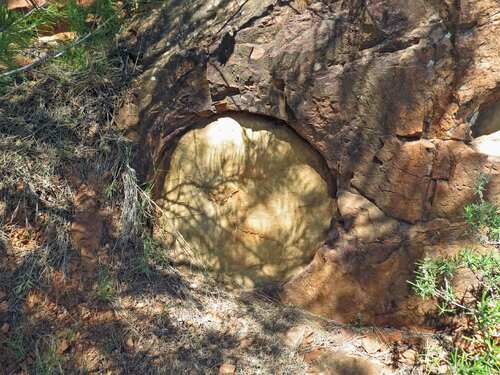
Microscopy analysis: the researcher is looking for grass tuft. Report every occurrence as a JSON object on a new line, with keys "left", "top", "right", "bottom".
{"left": 464, "top": 172, "right": 500, "bottom": 243}
{"left": 96, "top": 268, "right": 115, "bottom": 303}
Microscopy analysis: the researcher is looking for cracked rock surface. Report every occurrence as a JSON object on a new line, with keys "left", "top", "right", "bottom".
{"left": 119, "top": 0, "right": 500, "bottom": 326}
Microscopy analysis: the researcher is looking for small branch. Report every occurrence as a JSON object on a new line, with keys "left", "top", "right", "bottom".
{"left": 0, "top": 16, "right": 115, "bottom": 79}
{"left": 434, "top": 290, "right": 472, "bottom": 312}
{"left": 213, "top": 0, "right": 250, "bottom": 37}
{"left": 0, "top": 4, "right": 50, "bottom": 34}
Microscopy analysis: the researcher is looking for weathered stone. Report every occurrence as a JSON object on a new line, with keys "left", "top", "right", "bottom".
{"left": 120, "top": 0, "right": 500, "bottom": 326}
{"left": 352, "top": 139, "right": 436, "bottom": 223}
{"left": 472, "top": 131, "right": 500, "bottom": 158}
{"left": 337, "top": 190, "right": 399, "bottom": 242}
{"left": 472, "top": 102, "right": 500, "bottom": 138}
{"left": 429, "top": 141, "right": 489, "bottom": 219}
{"left": 160, "top": 114, "right": 334, "bottom": 285}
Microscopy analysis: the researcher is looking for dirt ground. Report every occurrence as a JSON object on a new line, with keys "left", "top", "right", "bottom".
{"left": 0, "top": 235, "right": 446, "bottom": 374}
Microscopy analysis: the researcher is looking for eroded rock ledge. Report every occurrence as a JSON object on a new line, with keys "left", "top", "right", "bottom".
{"left": 118, "top": 0, "right": 500, "bottom": 326}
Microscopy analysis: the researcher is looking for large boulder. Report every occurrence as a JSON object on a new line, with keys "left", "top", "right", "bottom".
{"left": 118, "top": 0, "right": 500, "bottom": 326}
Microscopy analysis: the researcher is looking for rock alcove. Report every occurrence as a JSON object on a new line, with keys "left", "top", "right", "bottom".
{"left": 471, "top": 101, "right": 500, "bottom": 158}
{"left": 472, "top": 101, "right": 500, "bottom": 138}
{"left": 120, "top": 0, "right": 500, "bottom": 326}
{"left": 157, "top": 113, "right": 335, "bottom": 288}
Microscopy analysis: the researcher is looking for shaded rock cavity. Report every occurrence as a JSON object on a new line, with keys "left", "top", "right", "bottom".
{"left": 472, "top": 101, "right": 500, "bottom": 138}
{"left": 158, "top": 113, "right": 335, "bottom": 288}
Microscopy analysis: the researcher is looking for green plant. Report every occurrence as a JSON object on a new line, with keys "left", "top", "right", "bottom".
{"left": 96, "top": 268, "right": 115, "bottom": 303}
{"left": 1, "top": 0, "right": 121, "bottom": 77}
{"left": 464, "top": 172, "right": 500, "bottom": 243}
{"left": 0, "top": 4, "right": 58, "bottom": 68}
{"left": 410, "top": 250, "right": 499, "bottom": 374}
{"left": 33, "top": 336, "right": 65, "bottom": 375}
{"left": 411, "top": 174, "right": 499, "bottom": 374}
{"left": 4, "top": 329, "right": 28, "bottom": 360}
{"left": 64, "top": 0, "right": 120, "bottom": 42}
{"left": 134, "top": 235, "right": 170, "bottom": 276}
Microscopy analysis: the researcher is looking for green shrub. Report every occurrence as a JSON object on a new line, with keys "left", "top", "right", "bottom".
{"left": 410, "top": 173, "right": 499, "bottom": 374}
{"left": 96, "top": 268, "right": 115, "bottom": 303}
{"left": 464, "top": 173, "right": 500, "bottom": 243}
{"left": 133, "top": 235, "right": 171, "bottom": 277}
{"left": 0, "top": 4, "right": 58, "bottom": 68}
{"left": 411, "top": 250, "right": 499, "bottom": 374}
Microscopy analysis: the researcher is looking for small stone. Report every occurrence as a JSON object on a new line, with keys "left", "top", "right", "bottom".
{"left": 401, "top": 349, "right": 418, "bottom": 364}
{"left": 284, "top": 325, "right": 311, "bottom": 349}
{"left": 126, "top": 337, "right": 134, "bottom": 349}
{"left": 438, "top": 364, "right": 449, "bottom": 373}
{"left": 250, "top": 46, "right": 265, "bottom": 60}
{"left": 307, "top": 351, "right": 385, "bottom": 375}
{"left": 303, "top": 349, "right": 325, "bottom": 363}
{"left": 238, "top": 337, "right": 253, "bottom": 349}
{"left": 361, "top": 337, "right": 383, "bottom": 354}
{"left": 218, "top": 363, "right": 236, "bottom": 374}
{"left": 1, "top": 323, "right": 9, "bottom": 333}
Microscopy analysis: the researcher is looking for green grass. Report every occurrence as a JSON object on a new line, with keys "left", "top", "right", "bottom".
{"left": 0, "top": 0, "right": 121, "bottom": 75}
{"left": 411, "top": 250, "right": 499, "bottom": 374}
{"left": 4, "top": 329, "right": 28, "bottom": 361}
{"left": 0, "top": 3, "right": 59, "bottom": 68}
{"left": 464, "top": 172, "right": 500, "bottom": 243}
{"left": 133, "top": 235, "right": 171, "bottom": 277}
{"left": 96, "top": 268, "right": 115, "bottom": 303}
{"left": 34, "top": 336, "right": 65, "bottom": 375}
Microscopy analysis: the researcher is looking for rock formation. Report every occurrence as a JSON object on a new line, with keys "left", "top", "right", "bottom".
{"left": 159, "top": 113, "right": 334, "bottom": 287}
{"left": 118, "top": 0, "right": 500, "bottom": 326}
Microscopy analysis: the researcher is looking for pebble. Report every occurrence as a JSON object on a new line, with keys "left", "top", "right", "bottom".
{"left": 126, "top": 337, "right": 134, "bottom": 350}
{"left": 401, "top": 349, "right": 418, "bottom": 364}
{"left": 361, "top": 337, "right": 383, "bottom": 354}
{"left": 218, "top": 363, "right": 236, "bottom": 374}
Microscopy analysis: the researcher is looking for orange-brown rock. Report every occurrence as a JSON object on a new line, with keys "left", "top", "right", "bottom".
{"left": 118, "top": 0, "right": 500, "bottom": 326}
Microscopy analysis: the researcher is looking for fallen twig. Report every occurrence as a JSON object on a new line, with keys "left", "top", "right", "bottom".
{"left": 0, "top": 16, "right": 115, "bottom": 78}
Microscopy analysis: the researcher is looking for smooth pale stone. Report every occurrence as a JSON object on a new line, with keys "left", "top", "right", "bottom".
{"left": 160, "top": 113, "right": 334, "bottom": 286}
{"left": 472, "top": 130, "right": 500, "bottom": 157}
